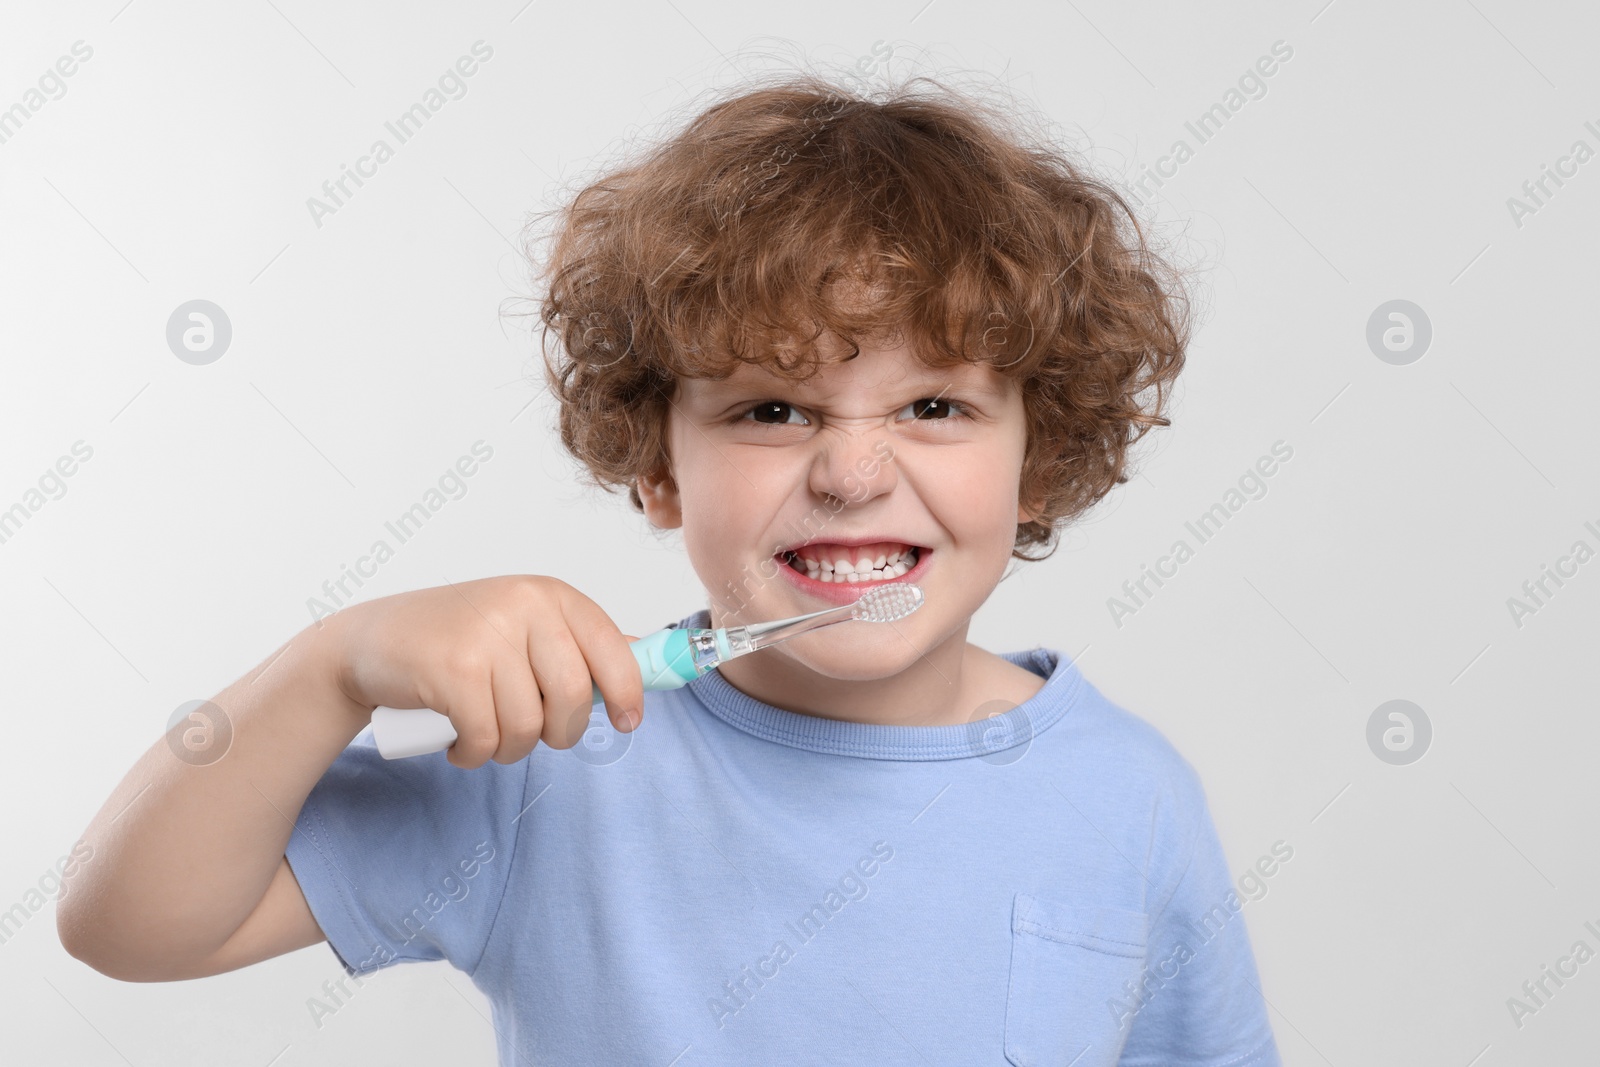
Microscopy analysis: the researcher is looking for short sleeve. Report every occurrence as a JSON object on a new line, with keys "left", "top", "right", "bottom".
{"left": 284, "top": 727, "right": 529, "bottom": 979}
{"left": 1117, "top": 765, "right": 1282, "bottom": 1067}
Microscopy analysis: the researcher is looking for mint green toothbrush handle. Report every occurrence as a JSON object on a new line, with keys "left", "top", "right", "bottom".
{"left": 589, "top": 627, "right": 699, "bottom": 703}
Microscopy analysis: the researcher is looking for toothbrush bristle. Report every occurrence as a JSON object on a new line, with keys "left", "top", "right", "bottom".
{"left": 849, "top": 582, "right": 925, "bottom": 623}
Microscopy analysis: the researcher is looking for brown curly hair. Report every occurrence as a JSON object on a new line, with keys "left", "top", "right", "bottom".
{"left": 523, "top": 71, "right": 1193, "bottom": 561}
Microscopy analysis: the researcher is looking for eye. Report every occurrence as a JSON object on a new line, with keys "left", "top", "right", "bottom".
{"left": 740, "top": 401, "right": 810, "bottom": 426}
{"left": 896, "top": 397, "right": 969, "bottom": 421}
{"left": 735, "top": 397, "right": 970, "bottom": 427}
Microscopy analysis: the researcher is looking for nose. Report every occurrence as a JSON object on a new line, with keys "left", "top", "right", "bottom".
{"left": 808, "top": 428, "right": 897, "bottom": 507}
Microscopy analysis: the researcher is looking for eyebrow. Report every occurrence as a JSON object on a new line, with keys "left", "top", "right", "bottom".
{"left": 695, "top": 365, "right": 1007, "bottom": 405}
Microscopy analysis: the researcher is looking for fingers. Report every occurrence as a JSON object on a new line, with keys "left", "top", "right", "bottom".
{"left": 562, "top": 594, "right": 645, "bottom": 733}
{"left": 442, "top": 679, "right": 502, "bottom": 770}
{"left": 527, "top": 627, "right": 599, "bottom": 751}
{"left": 439, "top": 582, "right": 642, "bottom": 769}
{"left": 487, "top": 658, "right": 543, "bottom": 765}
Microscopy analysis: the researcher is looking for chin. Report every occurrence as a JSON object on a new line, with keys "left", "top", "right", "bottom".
{"left": 777, "top": 626, "right": 923, "bottom": 680}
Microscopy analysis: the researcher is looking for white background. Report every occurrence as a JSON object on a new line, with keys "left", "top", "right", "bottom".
{"left": 2, "top": 0, "right": 1597, "bottom": 1064}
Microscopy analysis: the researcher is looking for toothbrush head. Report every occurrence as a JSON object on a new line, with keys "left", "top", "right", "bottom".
{"left": 849, "top": 582, "right": 925, "bottom": 623}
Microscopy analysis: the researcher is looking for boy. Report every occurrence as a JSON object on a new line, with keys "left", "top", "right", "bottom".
{"left": 60, "top": 72, "right": 1282, "bottom": 1065}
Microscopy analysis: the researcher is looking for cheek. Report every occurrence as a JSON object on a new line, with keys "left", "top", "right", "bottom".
{"left": 677, "top": 469, "right": 743, "bottom": 548}
{"left": 936, "top": 443, "right": 1022, "bottom": 535}
{"left": 671, "top": 438, "right": 788, "bottom": 564}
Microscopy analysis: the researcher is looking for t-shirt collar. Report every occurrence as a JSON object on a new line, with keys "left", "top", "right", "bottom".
{"left": 668, "top": 608, "right": 1084, "bottom": 761}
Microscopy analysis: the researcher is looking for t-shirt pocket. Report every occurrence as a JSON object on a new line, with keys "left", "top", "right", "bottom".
{"left": 1003, "top": 893, "right": 1149, "bottom": 1067}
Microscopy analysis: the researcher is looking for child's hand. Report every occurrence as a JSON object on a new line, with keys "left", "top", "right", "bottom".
{"left": 328, "top": 576, "right": 645, "bottom": 768}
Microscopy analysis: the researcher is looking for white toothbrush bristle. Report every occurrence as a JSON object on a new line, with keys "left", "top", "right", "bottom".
{"left": 849, "top": 583, "right": 924, "bottom": 623}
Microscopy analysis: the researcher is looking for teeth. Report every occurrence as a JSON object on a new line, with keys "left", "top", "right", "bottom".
{"left": 786, "top": 545, "right": 919, "bottom": 583}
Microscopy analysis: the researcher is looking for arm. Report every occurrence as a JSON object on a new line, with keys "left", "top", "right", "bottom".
{"left": 57, "top": 618, "right": 371, "bottom": 981}
{"left": 57, "top": 576, "right": 644, "bottom": 982}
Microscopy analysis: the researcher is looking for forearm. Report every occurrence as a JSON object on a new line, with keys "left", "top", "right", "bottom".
{"left": 58, "top": 617, "right": 371, "bottom": 978}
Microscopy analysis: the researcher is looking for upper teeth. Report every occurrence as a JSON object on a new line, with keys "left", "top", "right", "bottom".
{"left": 787, "top": 545, "right": 919, "bottom": 583}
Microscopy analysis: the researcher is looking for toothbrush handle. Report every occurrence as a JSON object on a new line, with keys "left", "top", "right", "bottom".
{"left": 369, "top": 628, "right": 700, "bottom": 759}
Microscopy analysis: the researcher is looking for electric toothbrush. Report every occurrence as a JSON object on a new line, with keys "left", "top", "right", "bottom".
{"left": 369, "top": 582, "right": 925, "bottom": 759}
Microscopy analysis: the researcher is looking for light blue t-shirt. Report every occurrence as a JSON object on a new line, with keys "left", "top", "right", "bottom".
{"left": 285, "top": 608, "right": 1281, "bottom": 1066}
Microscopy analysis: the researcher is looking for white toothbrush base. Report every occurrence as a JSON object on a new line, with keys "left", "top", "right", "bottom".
{"left": 370, "top": 707, "right": 457, "bottom": 759}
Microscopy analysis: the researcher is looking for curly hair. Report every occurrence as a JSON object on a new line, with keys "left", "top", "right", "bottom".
{"left": 523, "top": 71, "right": 1193, "bottom": 560}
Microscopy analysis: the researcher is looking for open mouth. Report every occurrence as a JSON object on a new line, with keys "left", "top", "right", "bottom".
{"left": 775, "top": 541, "right": 925, "bottom": 584}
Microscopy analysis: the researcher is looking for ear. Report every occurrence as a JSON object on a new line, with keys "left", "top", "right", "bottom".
{"left": 637, "top": 468, "right": 683, "bottom": 529}
{"left": 1017, "top": 489, "right": 1043, "bottom": 526}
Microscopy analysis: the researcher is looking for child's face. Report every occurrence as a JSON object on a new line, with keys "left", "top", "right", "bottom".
{"left": 639, "top": 335, "right": 1035, "bottom": 681}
